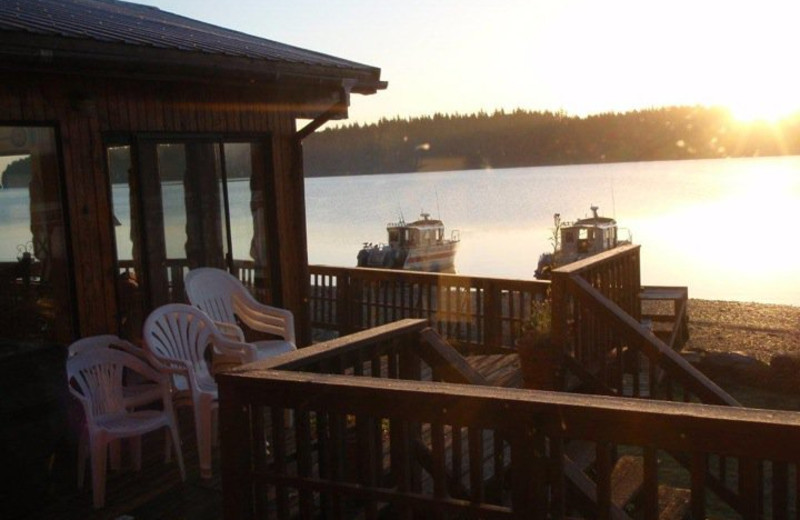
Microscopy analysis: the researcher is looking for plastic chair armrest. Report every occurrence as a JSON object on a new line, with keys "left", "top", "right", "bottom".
{"left": 234, "top": 299, "right": 296, "bottom": 344}
{"left": 210, "top": 332, "right": 257, "bottom": 364}
{"left": 214, "top": 320, "right": 246, "bottom": 342}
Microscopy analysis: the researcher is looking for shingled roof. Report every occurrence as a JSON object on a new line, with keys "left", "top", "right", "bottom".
{"left": 0, "top": 0, "right": 386, "bottom": 94}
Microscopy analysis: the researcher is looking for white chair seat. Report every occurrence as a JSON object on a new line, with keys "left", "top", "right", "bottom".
{"left": 96, "top": 410, "right": 171, "bottom": 435}
{"left": 173, "top": 377, "right": 218, "bottom": 397}
{"left": 252, "top": 339, "right": 296, "bottom": 360}
{"left": 122, "top": 383, "right": 162, "bottom": 407}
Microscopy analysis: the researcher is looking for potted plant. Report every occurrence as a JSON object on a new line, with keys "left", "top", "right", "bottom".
{"left": 516, "top": 290, "right": 561, "bottom": 390}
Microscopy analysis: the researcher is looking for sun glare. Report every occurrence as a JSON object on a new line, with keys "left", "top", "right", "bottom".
{"left": 725, "top": 86, "right": 800, "bottom": 124}
{"left": 729, "top": 102, "right": 793, "bottom": 124}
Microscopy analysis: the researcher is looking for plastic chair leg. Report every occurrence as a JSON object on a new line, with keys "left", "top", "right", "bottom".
{"left": 211, "top": 407, "right": 219, "bottom": 447}
{"left": 77, "top": 429, "right": 88, "bottom": 488}
{"left": 167, "top": 423, "right": 186, "bottom": 481}
{"left": 90, "top": 436, "right": 109, "bottom": 509}
{"left": 195, "top": 399, "right": 214, "bottom": 479}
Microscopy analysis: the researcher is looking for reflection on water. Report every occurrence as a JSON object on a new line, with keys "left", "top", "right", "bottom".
{"left": 2, "top": 156, "right": 798, "bottom": 305}
{"left": 305, "top": 156, "right": 800, "bottom": 305}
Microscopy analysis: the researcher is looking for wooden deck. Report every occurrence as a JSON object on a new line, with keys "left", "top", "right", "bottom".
{"left": 26, "top": 352, "right": 521, "bottom": 520}
{"left": 33, "top": 408, "right": 222, "bottom": 520}
{"left": 466, "top": 352, "right": 523, "bottom": 388}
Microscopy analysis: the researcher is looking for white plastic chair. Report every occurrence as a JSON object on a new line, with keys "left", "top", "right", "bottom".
{"left": 69, "top": 335, "right": 171, "bottom": 485}
{"left": 142, "top": 303, "right": 257, "bottom": 478}
{"left": 184, "top": 267, "right": 297, "bottom": 362}
{"left": 67, "top": 348, "right": 185, "bottom": 509}
{"left": 68, "top": 335, "right": 162, "bottom": 408}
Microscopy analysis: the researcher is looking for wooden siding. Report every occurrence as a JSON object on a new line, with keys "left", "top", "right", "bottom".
{"left": 1, "top": 71, "right": 315, "bottom": 342}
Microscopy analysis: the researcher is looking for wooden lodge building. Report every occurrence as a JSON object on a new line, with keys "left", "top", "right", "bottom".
{"left": 0, "top": 0, "right": 385, "bottom": 516}
{"left": 0, "top": 0, "right": 385, "bottom": 348}
{"left": 5, "top": 2, "right": 800, "bottom": 520}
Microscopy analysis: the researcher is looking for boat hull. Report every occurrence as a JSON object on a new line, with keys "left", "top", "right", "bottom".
{"left": 402, "top": 242, "right": 457, "bottom": 272}
{"left": 357, "top": 212, "right": 460, "bottom": 273}
{"left": 359, "top": 241, "right": 457, "bottom": 272}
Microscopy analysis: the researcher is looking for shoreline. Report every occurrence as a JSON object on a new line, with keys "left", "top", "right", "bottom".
{"left": 687, "top": 299, "right": 800, "bottom": 363}
{"left": 685, "top": 299, "right": 800, "bottom": 408}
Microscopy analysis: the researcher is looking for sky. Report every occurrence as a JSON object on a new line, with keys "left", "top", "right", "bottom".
{"left": 85, "top": 1, "right": 800, "bottom": 125}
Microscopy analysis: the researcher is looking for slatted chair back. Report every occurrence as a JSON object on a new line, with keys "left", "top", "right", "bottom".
{"left": 185, "top": 267, "right": 295, "bottom": 345}
{"left": 67, "top": 349, "right": 130, "bottom": 424}
{"left": 142, "top": 303, "right": 216, "bottom": 381}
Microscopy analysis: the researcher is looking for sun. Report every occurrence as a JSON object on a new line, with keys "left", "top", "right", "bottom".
{"left": 725, "top": 90, "right": 800, "bottom": 124}
{"left": 729, "top": 102, "right": 790, "bottom": 124}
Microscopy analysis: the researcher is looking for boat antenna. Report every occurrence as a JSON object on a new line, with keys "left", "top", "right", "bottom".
{"left": 435, "top": 187, "right": 441, "bottom": 220}
{"left": 399, "top": 207, "right": 405, "bottom": 224}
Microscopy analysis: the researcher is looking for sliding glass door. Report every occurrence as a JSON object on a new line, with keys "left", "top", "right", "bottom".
{"left": 107, "top": 136, "right": 276, "bottom": 341}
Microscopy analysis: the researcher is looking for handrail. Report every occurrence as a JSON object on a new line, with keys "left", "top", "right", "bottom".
{"left": 219, "top": 337, "right": 800, "bottom": 519}
{"left": 309, "top": 264, "right": 550, "bottom": 351}
{"left": 552, "top": 243, "right": 642, "bottom": 276}
{"left": 552, "top": 252, "right": 745, "bottom": 515}
{"left": 245, "top": 318, "right": 429, "bottom": 372}
{"left": 568, "top": 275, "right": 738, "bottom": 406}
{"left": 553, "top": 243, "right": 641, "bottom": 318}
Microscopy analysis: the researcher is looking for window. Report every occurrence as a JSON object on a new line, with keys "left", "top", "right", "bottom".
{"left": 0, "top": 126, "right": 73, "bottom": 343}
{"left": 107, "top": 137, "right": 275, "bottom": 341}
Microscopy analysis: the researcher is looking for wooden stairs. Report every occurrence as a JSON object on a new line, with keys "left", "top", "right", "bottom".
{"left": 564, "top": 440, "right": 690, "bottom": 520}
{"left": 422, "top": 330, "right": 691, "bottom": 518}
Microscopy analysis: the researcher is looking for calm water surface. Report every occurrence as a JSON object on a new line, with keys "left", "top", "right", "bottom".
{"left": 2, "top": 156, "right": 798, "bottom": 305}
{"left": 305, "top": 156, "right": 800, "bottom": 305}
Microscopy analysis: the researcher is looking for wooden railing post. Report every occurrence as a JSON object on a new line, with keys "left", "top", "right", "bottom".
{"left": 483, "top": 280, "right": 502, "bottom": 349}
{"left": 551, "top": 270, "right": 568, "bottom": 388}
{"left": 336, "top": 270, "right": 352, "bottom": 335}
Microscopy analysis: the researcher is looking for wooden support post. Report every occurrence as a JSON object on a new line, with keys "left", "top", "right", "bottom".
{"left": 219, "top": 380, "right": 254, "bottom": 520}
{"left": 690, "top": 451, "right": 707, "bottom": 520}
{"left": 595, "top": 442, "right": 612, "bottom": 520}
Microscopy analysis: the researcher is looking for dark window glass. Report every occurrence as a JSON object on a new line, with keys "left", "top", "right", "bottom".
{"left": 0, "top": 126, "right": 72, "bottom": 343}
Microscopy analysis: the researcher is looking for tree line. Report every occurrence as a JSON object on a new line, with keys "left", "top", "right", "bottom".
{"left": 4, "top": 106, "right": 798, "bottom": 187}
{"left": 303, "top": 105, "right": 800, "bottom": 177}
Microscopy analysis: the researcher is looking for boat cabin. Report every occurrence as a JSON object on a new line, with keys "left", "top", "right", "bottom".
{"left": 559, "top": 206, "right": 621, "bottom": 258}
{"left": 388, "top": 213, "right": 446, "bottom": 247}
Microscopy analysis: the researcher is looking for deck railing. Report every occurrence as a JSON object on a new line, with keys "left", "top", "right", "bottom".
{"left": 218, "top": 320, "right": 800, "bottom": 519}
{"left": 308, "top": 265, "right": 550, "bottom": 351}
{"left": 550, "top": 244, "right": 734, "bottom": 405}
{"left": 117, "top": 258, "right": 262, "bottom": 302}
{"left": 549, "top": 245, "right": 756, "bottom": 515}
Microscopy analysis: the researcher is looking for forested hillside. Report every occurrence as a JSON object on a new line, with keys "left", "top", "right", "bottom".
{"left": 303, "top": 106, "right": 800, "bottom": 177}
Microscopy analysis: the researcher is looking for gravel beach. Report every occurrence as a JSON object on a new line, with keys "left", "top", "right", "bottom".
{"left": 687, "top": 299, "right": 800, "bottom": 363}
{"left": 685, "top": 299, "right": 800, "bottom": 409}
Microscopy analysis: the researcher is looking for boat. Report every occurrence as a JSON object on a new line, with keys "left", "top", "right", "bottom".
{"left": 356, "top": 212, "right": 460, "bottom": 272}
{"left": 534, "top": 205, "right": 631, "bottom": 280}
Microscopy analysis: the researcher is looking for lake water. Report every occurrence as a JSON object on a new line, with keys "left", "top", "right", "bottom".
{"left": 2, "top": 156, "right": 798, "bottom": 305}
{"left": 305, "top": 156, "right": 800, "bottom": 306}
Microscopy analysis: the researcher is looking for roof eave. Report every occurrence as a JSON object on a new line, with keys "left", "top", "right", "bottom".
{"left": 0, "top": 32, "right": 387, "bottom": 96}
